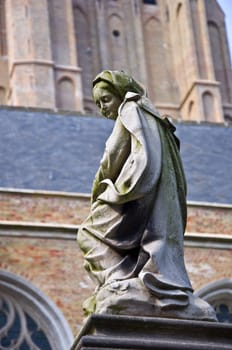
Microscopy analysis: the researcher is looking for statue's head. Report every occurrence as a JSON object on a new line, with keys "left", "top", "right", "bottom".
{"left": 92, "top": 70, "right": 145, "bottom": 120}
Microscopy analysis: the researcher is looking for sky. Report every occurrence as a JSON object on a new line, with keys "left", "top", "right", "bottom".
{"left": 217, "top": 0, "right": 232, "bottom": 59}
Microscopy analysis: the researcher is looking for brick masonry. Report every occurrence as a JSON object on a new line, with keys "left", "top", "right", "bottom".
{"left": 0, "top": 191, "right": 90, "bottom": 225}
{"left": 0, "top": 191, "right": 231, "bottom": 234}
{"left": 186, "top": 204, "right": 232, "bottom": 235}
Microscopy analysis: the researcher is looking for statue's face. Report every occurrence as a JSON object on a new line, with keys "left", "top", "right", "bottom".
{"left": 93, "top": 85, "right": 122, "bottom": 120}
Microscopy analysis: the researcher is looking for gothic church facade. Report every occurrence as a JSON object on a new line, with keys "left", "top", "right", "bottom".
{"left": 0, "top": 0, "right": 231, "bottom": 122}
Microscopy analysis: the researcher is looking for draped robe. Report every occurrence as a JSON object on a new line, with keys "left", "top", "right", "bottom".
{"left": 78, "top": 92, "right": 193, "bottom": 309}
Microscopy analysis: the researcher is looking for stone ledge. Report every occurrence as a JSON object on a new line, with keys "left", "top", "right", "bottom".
{"left": 0, "top": 221, "right": 77, "bottom": 240}
{"left": 71, "top": 314, "right": 232, "bottom": 350}
{"left": 1, "top": 222, "right": 231, "bottom": 248}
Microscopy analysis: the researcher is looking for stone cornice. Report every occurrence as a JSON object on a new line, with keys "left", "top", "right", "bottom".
{"left": 179, "top": 79, "right": 221, "bottom": 109}
{"left": 0, "top": 188, "right": 232, "bottom": 209}
{"left": 9, "top": 59, "right": 54, "bottom": 77}
{"left": 8, "top": 59, "right": 82, "bottom": 77}
{"left": 0, "top": 221, "right": 231, "bottom": 249}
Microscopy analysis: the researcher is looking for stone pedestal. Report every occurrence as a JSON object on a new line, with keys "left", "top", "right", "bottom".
{"left": 71, "top": 314, "right": 232, "bottom": 350}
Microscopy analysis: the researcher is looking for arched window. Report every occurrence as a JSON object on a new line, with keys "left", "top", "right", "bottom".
{"left": 0, "top": 270, "right": 73, "bottom": 349}
{"left": 57, "top": 77, "right": 76, "bottom": 111}
{"left": 109, "top": 14, "right": 127, "bottom": 70}
{"left": 202, "top": 91, "right": 214, "bottom": 122}
{"left": 175, "top": 3, "right": 187, "bottom": 93}
{"left": 0, "top": 86, "right": 5, "bottom": 104}
{"left": 188, "top": 101, "right": 194, "bottom": 121}
{"left": 73, "top": 6, "right": 93, "bottom": 100}
{"left": 144, "top": 16, "right": 168, "bottom": 102}
{"left": 0, "top": 0, "right": 7, "bottom": 56}
{"left": 208, "top": 21, "right": 228, "bottom": 102}
{"left": 195, "top": 279, "right": 232, "bottom": 324}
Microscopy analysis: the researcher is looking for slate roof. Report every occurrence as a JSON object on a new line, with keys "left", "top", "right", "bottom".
{"left": 0, "top": 107, "right": 231, "bottom": 204}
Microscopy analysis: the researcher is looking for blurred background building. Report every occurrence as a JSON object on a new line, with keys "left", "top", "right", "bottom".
{"left": 0, "top": 1, "right": 231, "bottom": 349}
{"left": 0, "top": 0, "right": 232, "bottom": 121}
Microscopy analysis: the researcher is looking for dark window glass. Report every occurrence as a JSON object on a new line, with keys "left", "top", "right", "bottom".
{"left": 215, "top": 303, "right": 232, "bottom": 324}
{"left": 143, "top": 0, "right": 157, "bottom": 5}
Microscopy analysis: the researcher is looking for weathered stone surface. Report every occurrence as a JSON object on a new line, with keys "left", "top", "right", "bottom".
{"left": 77, "top": 71, "right": 217, "bottom": 321}
{"left": 87, "top": 278, "right": 216, "bottom": 322}
{"left": 71, "top": 314, "right": 232, "bottom": 350}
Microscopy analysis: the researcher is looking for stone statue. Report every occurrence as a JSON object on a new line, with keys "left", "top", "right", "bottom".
{"left": 77, "top": 70, "right": 217, "bottom": 321}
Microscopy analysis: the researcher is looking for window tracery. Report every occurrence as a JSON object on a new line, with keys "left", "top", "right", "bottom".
{"left": 0, "top": 270, "right": 73, "bottom": 350}
{"left": 0, "top": 0, "right": 7, "bottom": 56}
{"left": 0, "top": 293, "right": 52, "bottom": 349}
{"left": 195, "top": 279, "right": 232, "bottom": 324}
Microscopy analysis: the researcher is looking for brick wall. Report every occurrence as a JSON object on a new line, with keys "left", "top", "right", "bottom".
{"left": 185, "top": 246, "right": 232, "bottom": 290}
{"left": 0, "top": 190, "right": 90, "bottom": 225}
{"left": 187, "top": 203, "right": 232, "bottom": 235}
{"left": 0, "top": 190, "right": 231, "bottom": 234}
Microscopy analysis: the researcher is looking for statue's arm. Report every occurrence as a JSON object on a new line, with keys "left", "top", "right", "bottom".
{"left": 91, "top": 119, "right": 131, "bottom": 204}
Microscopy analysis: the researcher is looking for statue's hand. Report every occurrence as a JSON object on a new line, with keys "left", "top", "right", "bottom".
{"left": 91, "top": 167, "right": 104, "bottom": 203}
